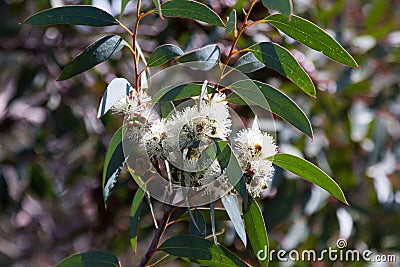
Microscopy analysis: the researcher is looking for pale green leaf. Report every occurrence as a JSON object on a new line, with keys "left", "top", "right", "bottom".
{"left": 130, "top": 188, "right": 145, "bottom": 254}
{"left": 221, "top": 194, "right": 247, "bottom": 246}
{"left": 266, "top": 153, "right": 348, "bottom": 204}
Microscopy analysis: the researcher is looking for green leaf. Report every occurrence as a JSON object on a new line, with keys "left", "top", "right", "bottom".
{"left": 244, "top": 200, "right": 269, "bottom": 267}
{"left": 121, "top": 0, "right": 131, "bottom": 16}
{"left": 227, "top": 80, "right": 313, "bottom": 138}
{"left": 103, "top": 126, "right": 125, "bottom": 206}
{"left": 247, "top": 42, "right": 316, "bottom": 97}
{"left": 24, "top": 5, "right": 119, "bottom": 26}
{"left": 97, "top": 78, "right": 131, "bottom": 118}
{"left": 365, "top": 0, "right": 387, "bottom": 28}
{"left": 233, "top": 52, "right": 265, "bottom": 73}
{"left": 152, "top": 83, "right": 216, "bottom": 102}
{"left": 56, "top": 251, "right": 120, "bottom": 267}
{"left": 130, "top": 188, "right": 145, "bottom": 254}
{"left": 159, "top": 0, "right": 224, "bottom": 27}
{"left": 221, "top": 194, "right": 246, "bottom": 246}
{"left": 216, "top": 143, "right": 248, "bottom": 209}
{"left": 189, "top": 209, "right": 207, "bottom": 238}
{"left": 58, "top": 35, "right": 127, "bottom": 81}
{"left": 159, "top": 236, "right": 250, "bottom": 267}
{"left": 177, "top": 44, "right": 221, "bottom": 70}
{"left": 225, "top": 9, "right": 236, "bottom": 34}
{"left": 161, "top": 102, "right": 175, "bottom": 118}
{"left": 177, "top": 208, "right": 229, "bottom": 222}
{"left": 147, "top": 44, "right": 183, "bottom": 67}
{"left": 266, "top": 153, "right": 348, "bottom": 205}
{"left": 265, "top": 14, "right": 359, "bottom": 67}
{"left": 153, "top": 0, "right": 163, "bottom": 16}
{"left": 261, "top": 0, "right": 293, "bottom": 17}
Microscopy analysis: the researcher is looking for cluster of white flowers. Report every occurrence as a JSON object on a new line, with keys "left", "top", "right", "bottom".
{"left": 112, "top": 85, "right": 277, "bottom": 198}
{"left": 234, "top": 128, "right": 277, "bottom": 197}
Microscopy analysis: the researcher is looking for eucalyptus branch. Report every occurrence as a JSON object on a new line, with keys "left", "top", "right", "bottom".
{"left": 137, "top": 204, "right": 175, "bottom": 267}
{"left": 214, "top": 0, "right": 258, "bottom": 94}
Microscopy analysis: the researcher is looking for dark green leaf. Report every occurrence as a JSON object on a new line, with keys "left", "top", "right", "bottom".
{"left": 160, "top": 0, "right": 224, "bottom": 27}
{"left": 244, "top": 200, "right": 269, "bottom": 267}
{"left": 56, "top": 251, "right": 120, "bottom": 267}
{"left": 159, "top": 236, "right": 250, "bottom": 266}
{"left": 147, "top": 44, "right": 183, "bottom": 67}
{"left": 233, "top": 52, "right": 265, "bottom": 73}
{"left": 266, "top": 153, "right": 348, "bottom": 205}
{"left": 177, "top": 44, "right": 221, "bottom": 70}
{"left": 262, "top": 0, "right": 293, "bottom": 16}
{"left": 247, "top": 42, "right": 316, "bottom": 97}
{"left": 177, "top": 208, "right": 229, "bottom": 222}
{"left": 265, "top": 14, "right": 359, "bottom": 67}
{"left": 103, "top": 127, "right": 125, "bottom": 206}
{"left": 121, "top": 0, "right": 131, "bottom": 16}
{"left": 227, "top": 80, "right": 313, "bottom": 138}
{"left": 130, "top": 188, "right": 145, "bottom": 254}
{"left": 225, "top": 9, "right": 236, "bottom": 34}
{"left": 189, "top": 209, "right": 207, "bottom": 238}
{"left": 215, "top": 143, "right": 248, "bottom": 209}
{"left": 161, "top": 102, "right": 175, "bottom": 118}
{"left": 221, "top": 194, "right": 246, "bottom": 246}
{"left": 24, "top": 6, "right": 119, "bottom": 26}
{"left": 58, "top": 35, "right": 127, "bottom": 81}
{"left": 365, "top": 0, "right": 387, "bottom": 28}
{"left": 153, "top": 0, "right": 163, "bottom": 16}
{"left": 152, "top": 83, "right": 216, "bottom": 102}
{"left": 97, "top": 78, "right": 131, "bottom": 118}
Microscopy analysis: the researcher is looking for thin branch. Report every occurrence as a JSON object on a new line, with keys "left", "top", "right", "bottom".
{"left": 137, "top": 204, "right": 175, "bottom": 267}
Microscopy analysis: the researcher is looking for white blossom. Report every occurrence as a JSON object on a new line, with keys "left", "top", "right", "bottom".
{"left": 234, "top": 128, "right": 277, "bottom": 197}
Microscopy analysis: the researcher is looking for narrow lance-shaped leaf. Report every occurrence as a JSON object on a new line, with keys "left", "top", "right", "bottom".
{"left": 58, "top": 35, "right": 127, "bottom": 81}
{"left": 246, "top": 42, "right": 316, "bottom": 97}
{"left": 147, "top": 44, "right": 183, "bottom": 67}
{"left": 266, "top": 153, "right": 348, "bottom": 205}
{"left": 225, "top": 9, "right": 237, "bottom": 34}
{"left": 265, "top": 14, "right": 359, "bottom": 67}
{"left": 262, "top": 0, "right": 293, "bottom": 17}
{"left": 97, "top": 78, "right": 132, "bottom": 118}
{"left": 189, "top": 209, "right": 207, "bottom": 238}
{"left": 153, "top": 0, "right": 163, "bottom": 17}
{"left": 130, "top": 188, "right": 145, "bottom": 254}
{"left": 159, "top": 236, "right": 250, "bottom": 267}
{"left": 160, "top": 101, "right": 175, "bottom": 118}
{"left": 227, "top": 80, "right": 313, "bottom": 138}
{"left": 244, "top": 199, "right": 269, "bottom": 267}
{"left": 56, "top": 251, "right": 120, "bottom": 267}
{"left": 221, "top": 194, "right": 247, "bottom": 247}
{"left": 177, "top": 44, "right": 221, "bottom": 71}
{"left": 24, "top": 5, "right": 119, "bottom": 26}
{"left": 153, "top": 83, "right": 216, "bottom": 102}
{"left": 233, "top": 52, "right": 265, "bottom": 73}
{"left": 121, "top": 0, "right": 131, "bottom": 16}
{"left": 103, "top": 126, "right": 126, "bottom": 206}
{"left": 159, "top": 0, "right": 225, "bottom": 27}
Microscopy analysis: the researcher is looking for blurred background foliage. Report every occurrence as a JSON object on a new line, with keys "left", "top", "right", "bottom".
{"left": 0, "top": 0, "right": 399, "bottom": 266}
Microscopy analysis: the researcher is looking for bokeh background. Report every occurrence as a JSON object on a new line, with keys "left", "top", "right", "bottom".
{"left": 0, "top": 0, "right": 399, "bottom": 266}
